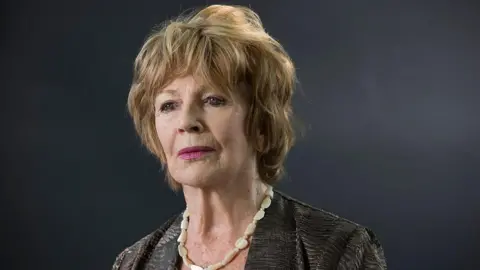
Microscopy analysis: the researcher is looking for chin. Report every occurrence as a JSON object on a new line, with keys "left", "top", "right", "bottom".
{"left": 171, "top": 168, "right": 223, "bottom": 189}
{"left": 169, "top": 155, "right": 233, "bottom": 188}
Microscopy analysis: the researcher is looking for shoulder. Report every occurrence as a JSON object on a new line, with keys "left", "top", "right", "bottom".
{"left": 111, "top": 214, "right": 180, "bottom": 270}
{"left": 275, "top": 190, "right": 387, "bottom": 268}
{"left": 111, "top": 234, "right": 151, "bottom": 270}
{"left": 276, "top": 190, "right": 359, "bottom": 234}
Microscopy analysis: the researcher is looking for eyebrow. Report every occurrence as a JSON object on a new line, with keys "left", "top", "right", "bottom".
{"left": 158, "top": 85, "right": 210, "bottom": 96}
{"left": 157, "top": 89, "right": 179, "bottom": 96}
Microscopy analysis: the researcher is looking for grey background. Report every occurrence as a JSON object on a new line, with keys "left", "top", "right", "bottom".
{"left": 2, "top": 0, "right": 479, "bottom": 269}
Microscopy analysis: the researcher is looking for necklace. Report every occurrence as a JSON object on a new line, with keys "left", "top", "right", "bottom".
{"left": 177, "top": 185, "right": 274, "bottom": 270}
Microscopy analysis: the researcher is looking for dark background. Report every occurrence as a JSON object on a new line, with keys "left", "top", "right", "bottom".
{"left": 2, "top": 1, "right": 479, "bottom": 269}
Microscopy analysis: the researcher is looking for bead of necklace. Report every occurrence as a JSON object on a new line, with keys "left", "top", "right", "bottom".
{"left": 177, "top": 185, "right": 274, "bottom": 270}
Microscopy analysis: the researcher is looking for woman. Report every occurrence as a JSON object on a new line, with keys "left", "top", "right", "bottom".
{"left": 113, "top": 4, "right": 387, "bottom": 270}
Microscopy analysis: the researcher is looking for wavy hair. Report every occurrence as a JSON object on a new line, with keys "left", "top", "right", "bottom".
{"left": 127, "top": 5, "right": 297, "bottom": 190}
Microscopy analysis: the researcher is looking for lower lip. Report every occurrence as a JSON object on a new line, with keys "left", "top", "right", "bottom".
{"left": 179, "top": 150, "right": 214, "bottom": 160}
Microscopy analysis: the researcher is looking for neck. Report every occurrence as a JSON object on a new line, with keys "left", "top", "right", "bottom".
{"left": 182, "top": 177, "right": 267, "bottom": 241}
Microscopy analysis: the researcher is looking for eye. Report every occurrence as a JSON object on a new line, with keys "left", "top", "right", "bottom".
{"left": 204, "top": 96, "right": 226, "bottom": 107}
{"left": 159, "top": 101, "right": 177, "bottom": 113}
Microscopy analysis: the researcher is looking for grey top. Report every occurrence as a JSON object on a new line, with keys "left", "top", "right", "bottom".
{"left": 112, "top": 190, "right": 387, "bottom": 269}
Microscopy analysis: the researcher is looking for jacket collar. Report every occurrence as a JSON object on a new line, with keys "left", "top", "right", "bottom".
{"left": 146, "top": 190, "right": 300, "bottom": 270}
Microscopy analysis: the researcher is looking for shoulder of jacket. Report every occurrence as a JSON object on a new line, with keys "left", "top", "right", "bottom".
{"left": 111, "top": 214, "right": 180, "bottom": 270}
{"left": 276, "top": 190, "right": 359, "bottom": 231}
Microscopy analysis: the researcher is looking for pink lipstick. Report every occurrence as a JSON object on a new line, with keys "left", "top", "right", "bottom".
{"left": 177, "top": 146, "right": 215, "bottom": 160}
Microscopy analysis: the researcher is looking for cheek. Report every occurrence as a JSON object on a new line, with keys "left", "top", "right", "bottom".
{"left": 216, "top": 111, "right": 249, "bottom": 151}
{"left": 155, "top": 117, "right": 175, "bottom": 156}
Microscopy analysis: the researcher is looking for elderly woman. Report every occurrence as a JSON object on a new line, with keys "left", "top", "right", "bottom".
{"left": 113, "top": 4, "right": 386, "bottom": 270}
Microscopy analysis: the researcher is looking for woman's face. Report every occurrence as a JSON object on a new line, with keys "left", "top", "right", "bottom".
{"left": 154, "top": 76, "right": 254, "bottom": 188}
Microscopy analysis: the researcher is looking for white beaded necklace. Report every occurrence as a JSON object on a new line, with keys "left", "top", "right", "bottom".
{"left": 177, "top": 185, "right": 274, "bottom": 270}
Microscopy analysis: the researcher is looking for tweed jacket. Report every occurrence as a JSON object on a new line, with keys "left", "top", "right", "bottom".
{"left": 112, "top": 190, "right": 387, "bottom": 270}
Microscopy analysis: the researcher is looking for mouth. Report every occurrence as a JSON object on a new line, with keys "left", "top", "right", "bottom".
{"left": 177, "top": 146, "right": 216, "bottom": 160}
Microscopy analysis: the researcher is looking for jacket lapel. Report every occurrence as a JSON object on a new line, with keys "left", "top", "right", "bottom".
{"left": 245, "top": 190, "right": 301, "bottom": 269}
{"left": 146, "top": 215, "right": 182, "bottom": 270}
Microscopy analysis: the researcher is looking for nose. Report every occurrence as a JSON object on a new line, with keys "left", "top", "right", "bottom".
{"left": 177, "top": 104, "right": 204, "bottom": 134}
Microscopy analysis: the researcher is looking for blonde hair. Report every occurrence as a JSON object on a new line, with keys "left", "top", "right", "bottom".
{"left": 127, "top": 5, "right": 297, "bottom": 190}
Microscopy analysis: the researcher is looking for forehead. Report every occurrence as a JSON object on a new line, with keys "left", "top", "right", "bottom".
{"left": 155, "top": 76, "right": 248, "bottom": 101}
{"left": 157, "top": 76, "right": 210, "bottom": 96}
{"left": 165, "top": 76, "right": 198, "bottom": 90}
